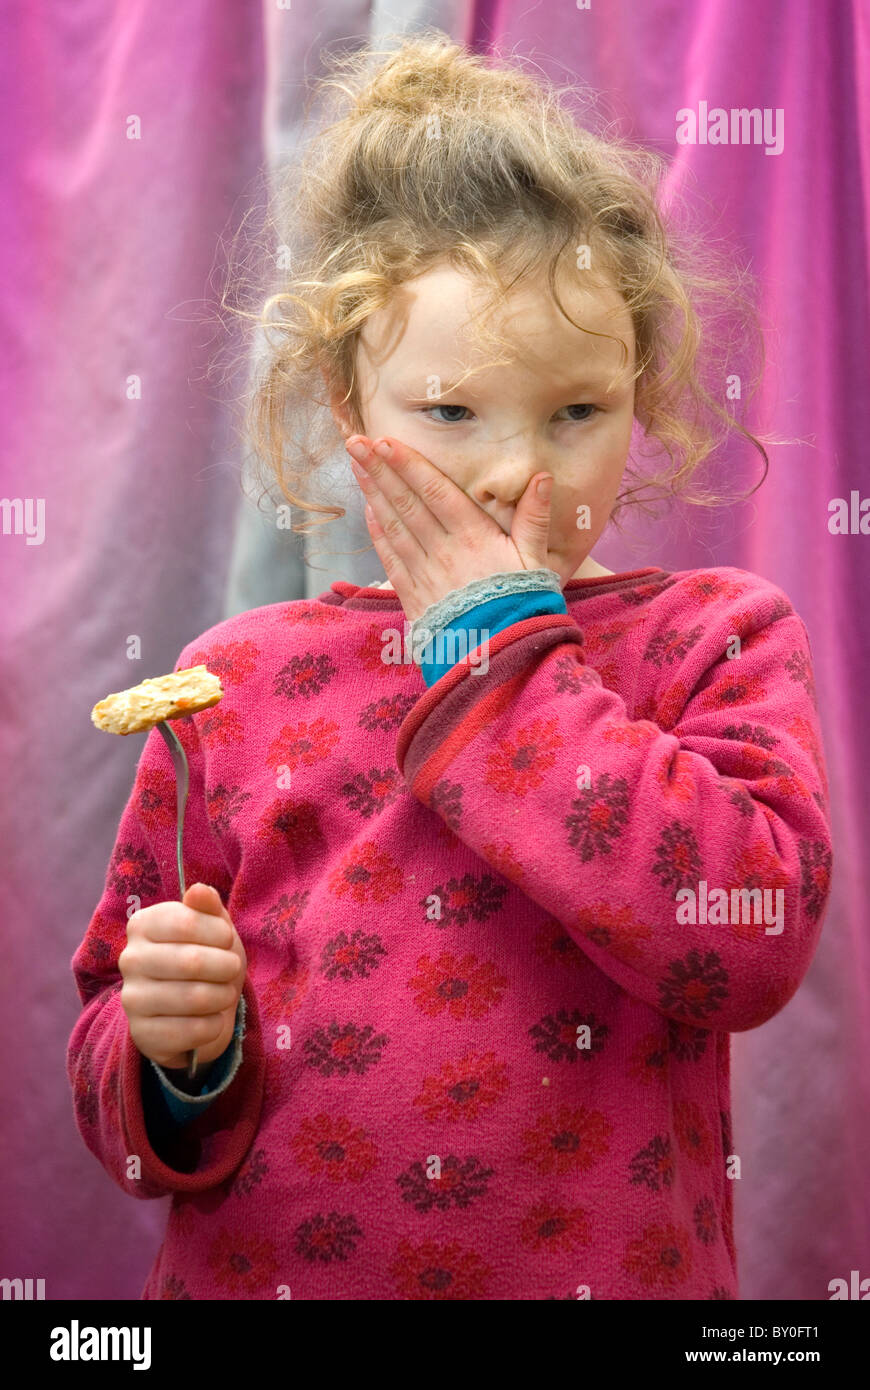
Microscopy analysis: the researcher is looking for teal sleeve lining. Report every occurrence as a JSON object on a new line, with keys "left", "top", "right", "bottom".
{"left": 420, "top": 590, "right": 568, "bottom": 687}
{"left": 143, "top": 997, "right": 246, "bottom": 1128}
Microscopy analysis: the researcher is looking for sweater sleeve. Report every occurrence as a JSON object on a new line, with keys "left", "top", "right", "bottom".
{"left": 395, "top": 572, "right": 833, "bottom": 1033}
{"left": 67, "top": 645, "right": 265, "bottom": 1199}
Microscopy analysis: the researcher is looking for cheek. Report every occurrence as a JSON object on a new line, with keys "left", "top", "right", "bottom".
{"left": 556, "top": 457, "right": 626, "bottom": 535}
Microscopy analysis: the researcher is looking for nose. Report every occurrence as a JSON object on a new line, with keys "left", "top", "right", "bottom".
{"left": 470, "top": 449, "right": 545, "bottom": 526}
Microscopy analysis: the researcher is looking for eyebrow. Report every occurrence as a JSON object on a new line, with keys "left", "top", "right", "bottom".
{"left": 401, "top": 374, "right": 617, "bottom": 399}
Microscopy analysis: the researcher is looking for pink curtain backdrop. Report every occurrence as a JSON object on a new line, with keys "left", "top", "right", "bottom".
{"left": 1, "top": 0, "right": 866, "bottom": 1300}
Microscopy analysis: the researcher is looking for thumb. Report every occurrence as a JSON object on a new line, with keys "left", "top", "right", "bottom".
{"left": 183, "top": 880, "right": 233, "bottom": 928}
{"left": 511, "top": 474, "right": 553, "bottom": 568}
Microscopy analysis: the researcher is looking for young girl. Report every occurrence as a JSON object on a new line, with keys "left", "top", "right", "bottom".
{"left": 68, "top": 33, "right": 832, "bottom": 1300}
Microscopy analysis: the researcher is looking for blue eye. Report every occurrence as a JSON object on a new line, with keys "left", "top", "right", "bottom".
{"left": 421, "top": 403, "right": 598, "bottom": 424}
{"left": 422, "top": 404, "right": 472, "bottom": 423}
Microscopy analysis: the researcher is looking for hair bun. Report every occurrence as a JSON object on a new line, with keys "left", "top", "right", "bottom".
{"left": 340, "top": 33, "right": 491, "bottom": 120}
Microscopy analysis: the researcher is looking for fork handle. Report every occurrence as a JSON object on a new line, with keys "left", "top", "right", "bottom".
{"left": 156, "top": 719, "right": 199, "bottom": 1083}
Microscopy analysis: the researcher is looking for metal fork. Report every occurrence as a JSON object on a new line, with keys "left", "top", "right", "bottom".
{"left": 157, "top": 719, "right": 199, "bottom": 1081}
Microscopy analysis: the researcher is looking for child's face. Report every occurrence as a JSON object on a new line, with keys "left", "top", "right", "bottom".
{"left": 332, "top": 260, "right": 637, "bottom": 580}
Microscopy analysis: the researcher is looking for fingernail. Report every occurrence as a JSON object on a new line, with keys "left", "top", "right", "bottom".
{"left": 537, "top": 476, "right": 553, "bottom": 500}
{"left": 347, "top": 439, "right": 371, "bottom": 463}
{"left": 372, "top": 439, "right": 393, "bottom": 460}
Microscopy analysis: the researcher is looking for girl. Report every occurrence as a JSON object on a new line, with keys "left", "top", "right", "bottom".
{"left": 68, "top": 33, "right": 832, "bottom": 1300}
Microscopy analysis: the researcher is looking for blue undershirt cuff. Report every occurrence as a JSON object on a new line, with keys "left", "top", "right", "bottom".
{"left": 419, "top": 590, "right": 568, "bottom": 687}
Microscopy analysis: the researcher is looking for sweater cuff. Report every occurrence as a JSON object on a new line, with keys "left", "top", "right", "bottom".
{"left": 414, "top": 577, "right": 568, "bottom": 687}
{"left": 146, "top": 996, "right": 247, "bottom": 1127}
{"left": 411, "top": 569, "right": 566, "bottom": 687}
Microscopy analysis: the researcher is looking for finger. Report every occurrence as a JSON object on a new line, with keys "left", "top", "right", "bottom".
{"left": 350, "top": 449, "right": 430, "bottom": 598}
{"left": 358, "top": 468, "right": 434, "bottom": 580}
{"left": 355, "top": 435, "right": 482, "bottom": 538}
{"left": 511, "top": 473, "right": 554, "bottom": 568}
{"left": 133, "top": 1015, "right": 228, "bottom": 1058}
{"left": 136, "top": 901, "right": 234, "bottom": 949}
{"left": 125, "top": 978, "right": 240, "bottom": 1017}
{"left": 182, "top": 881, "right": 234, "bottom": 928}
{"left": 137, "top": 941, "right": 243, "bottom": 983}
{"left": 348, "top": 440, "right": 440, "bottom": 560}
{"left": 360, "top": 504, "right": 413, "bottom": 601}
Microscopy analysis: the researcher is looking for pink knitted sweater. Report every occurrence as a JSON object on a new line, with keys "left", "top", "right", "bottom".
{"left": 68, "top": 566, "right": 832, "bottom": 1300}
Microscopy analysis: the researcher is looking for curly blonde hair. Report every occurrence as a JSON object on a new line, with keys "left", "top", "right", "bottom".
{"left": 221, "top": 30, "right": 772, "bottom": 536}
